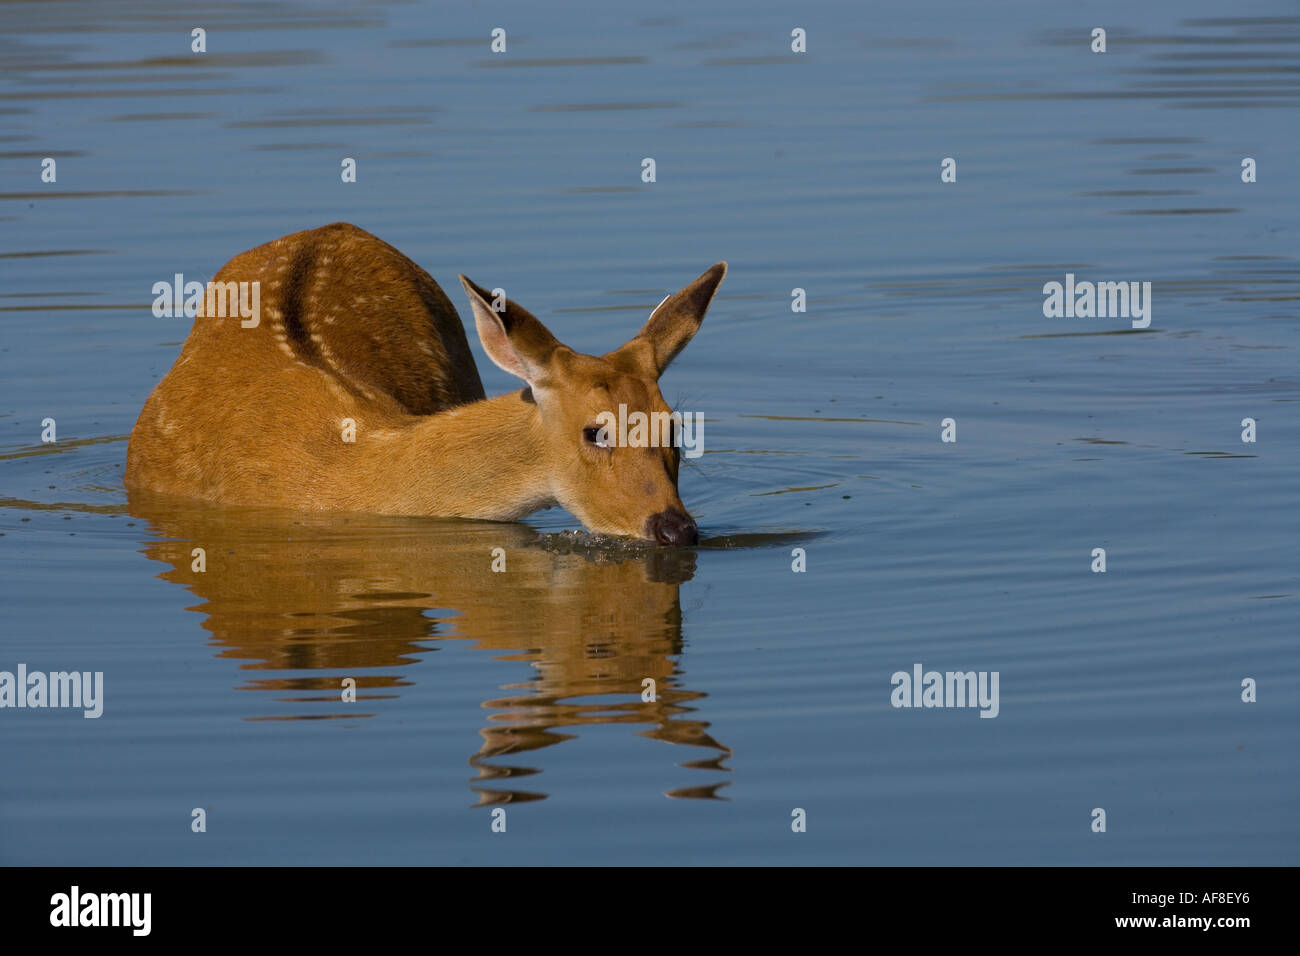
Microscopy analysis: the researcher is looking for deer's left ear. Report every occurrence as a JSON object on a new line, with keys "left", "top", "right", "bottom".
{"left": 605, "top": 262, "right": 726, "bottom": 379}
{"left": 459, "top": 275, "right": 563, "bottom": 388}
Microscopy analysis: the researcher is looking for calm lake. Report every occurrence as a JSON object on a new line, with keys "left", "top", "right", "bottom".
{"left": 1, "top": 0, "right": 1296, "bottom": 865}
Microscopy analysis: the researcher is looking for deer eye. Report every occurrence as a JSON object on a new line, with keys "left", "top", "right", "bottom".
{"left": 583, "top": 426, "right": 610, "bottom": 449}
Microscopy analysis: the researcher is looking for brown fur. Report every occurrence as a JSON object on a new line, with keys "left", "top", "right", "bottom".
{"left": 125, "top": 223, "right": 725, "bottom": 539}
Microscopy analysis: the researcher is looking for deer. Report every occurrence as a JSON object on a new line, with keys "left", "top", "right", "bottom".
{"left": 124, "top": 223, "right": 726, "bottom": 545}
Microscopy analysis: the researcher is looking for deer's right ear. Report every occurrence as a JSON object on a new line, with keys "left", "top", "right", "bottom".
{"left": 604, "top": 262, "right": 726, "bottom": 379}
{"left": 459, "top": 276, "right": 562, "bottom": 386}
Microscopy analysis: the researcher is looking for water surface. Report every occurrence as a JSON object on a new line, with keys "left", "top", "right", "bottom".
{"left": 1, "top": 0, "right": 1297, "bottom": 865}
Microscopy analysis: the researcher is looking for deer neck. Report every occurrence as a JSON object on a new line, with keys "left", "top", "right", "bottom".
{"left": 345, "top": 390, "right": 553, "bottom": 522}
{"left": 345, "top": 389, "right": 554, "bottom": 519}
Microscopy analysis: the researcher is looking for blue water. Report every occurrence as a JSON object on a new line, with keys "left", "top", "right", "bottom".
{"left": 1, "top": 0, "right": 1296, "bottom": 864}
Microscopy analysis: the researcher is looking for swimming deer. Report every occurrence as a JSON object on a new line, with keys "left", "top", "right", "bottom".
{"left": 124, "top": 223, "right": 726, "bottom": 544}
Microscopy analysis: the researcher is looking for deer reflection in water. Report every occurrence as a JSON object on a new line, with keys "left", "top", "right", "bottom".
{"left": 128, "top": 491, "right": 731, "bottom": 804}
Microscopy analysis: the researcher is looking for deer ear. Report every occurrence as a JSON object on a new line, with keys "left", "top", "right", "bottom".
{"left": 459, "top": 276, "right": 562, "bottom": 386}
{"left": 605, "top": 262, "right": 726, "bottom": 378}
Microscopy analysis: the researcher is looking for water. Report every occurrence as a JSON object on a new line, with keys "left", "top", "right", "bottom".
{"left": 1, "top": 0, "right": 1297, "bottom": 865}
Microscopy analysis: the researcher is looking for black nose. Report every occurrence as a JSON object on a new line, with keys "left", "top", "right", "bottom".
{"left": 648, "top": 509, "right": 699, "bottom": 546}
